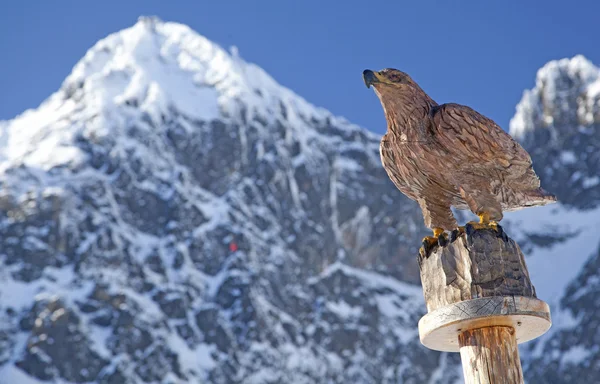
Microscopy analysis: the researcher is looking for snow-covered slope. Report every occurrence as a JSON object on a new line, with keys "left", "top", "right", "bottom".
{"left": 0, "top": 16, "right": 599, "bottom": 384}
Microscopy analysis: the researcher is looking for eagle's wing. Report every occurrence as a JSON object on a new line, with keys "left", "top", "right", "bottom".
{"left": 430, "top": 103, "right": 533, "bottom": 172}
{"left": 379, "top": 137, "right": 418, "bottom": 200}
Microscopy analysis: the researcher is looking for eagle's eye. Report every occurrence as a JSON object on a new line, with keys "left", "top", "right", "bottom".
{"left": 389, "top": 74, "right": 402, "bottom": 83}
{"left": 377, "top": 68, "right": 409, "bottom": 86}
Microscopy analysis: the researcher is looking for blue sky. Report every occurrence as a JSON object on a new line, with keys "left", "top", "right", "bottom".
{"left": 1, "top": 0, "right": 599, "bottom": 134}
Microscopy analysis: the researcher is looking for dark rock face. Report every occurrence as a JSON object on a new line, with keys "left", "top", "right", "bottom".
{"left": 16, "top": 298, "right": 110, "bottom": 382}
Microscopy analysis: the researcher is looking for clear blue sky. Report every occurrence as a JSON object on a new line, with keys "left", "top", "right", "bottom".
{"left": 1, "top": 0, "right": 599, "bottom": 134}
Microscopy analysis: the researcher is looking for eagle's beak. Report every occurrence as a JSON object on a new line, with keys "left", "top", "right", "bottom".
{"left": 363, "top": 69, "right": 383, "bottom": 88}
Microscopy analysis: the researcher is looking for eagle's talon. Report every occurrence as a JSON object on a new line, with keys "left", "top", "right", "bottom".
{"left": 465, "top": 221, "right": 499, "bottom": 232}
{"left": 419, "top": 227, "right": 446, "bottom": 257}
{"left": 465, "top": 222, "right": 477, "bottom": 237}
{"left": 420, "top": 236, "right": 438, "bottom": 258}
{"left": 465, "top": 212, "right": 500, "bottom": 233}
{"left": 450, "top": 228, "right": 463, "bottom": 242}
{"left": 438, "top": 233, "right": 448, "bottom": 247}
{"left": 495, "top": 224, "right": 508, "bottom": 241}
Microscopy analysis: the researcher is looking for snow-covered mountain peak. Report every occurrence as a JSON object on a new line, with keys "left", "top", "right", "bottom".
{"left": 510, "top": 54, "right": 600, "bottom": 139}
{"left": 506, "top": 55, "right": 600, "bottom": 210}
{"left": 536, "top": 55, "right": 599, "bottom": 94}
{"left": 61, "top": 16, "right": 341, "bottom": 126}
{"left": 0, "top": 16, "right": 365, "bottom": 174}
{"left": 63, "top": 16, "right": 221, "bottom": 119}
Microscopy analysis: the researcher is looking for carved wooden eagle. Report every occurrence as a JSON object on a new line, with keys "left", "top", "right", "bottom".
{"left": 363, "top": 68, "right": 556, "bottom": 253}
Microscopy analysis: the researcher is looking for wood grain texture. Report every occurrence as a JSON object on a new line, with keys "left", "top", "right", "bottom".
{"left": 458, "top": 326, "right": 524, "bottom": 384}
{"left": 418, "top": 226, "right": 536, "bottom": 312}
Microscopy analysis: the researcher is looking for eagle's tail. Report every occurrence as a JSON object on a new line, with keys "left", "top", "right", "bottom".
{"left": 524, "top": 187, "right": 558, "bottom": 207}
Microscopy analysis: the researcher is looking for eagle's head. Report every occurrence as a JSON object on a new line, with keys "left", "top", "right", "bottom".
{"left": 362, "top": 68, "right": 433, "bottom": 111}
{"left": 362, "top": 68, "right": 416, "bottom": 89}
{"left": 362, "top": 68, "right": 434, "bottom": 127}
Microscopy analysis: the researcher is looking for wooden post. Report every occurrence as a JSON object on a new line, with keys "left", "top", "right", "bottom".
{"left": 458, "top": 326, "right": 523, "bottom": 383}
{"left": 417, "top": 224, "right": 552, "bottom": 384}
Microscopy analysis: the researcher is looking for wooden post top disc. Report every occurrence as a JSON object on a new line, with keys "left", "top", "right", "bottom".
{"left": 418, "top": 296, "right": 551, "bottom": 352}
